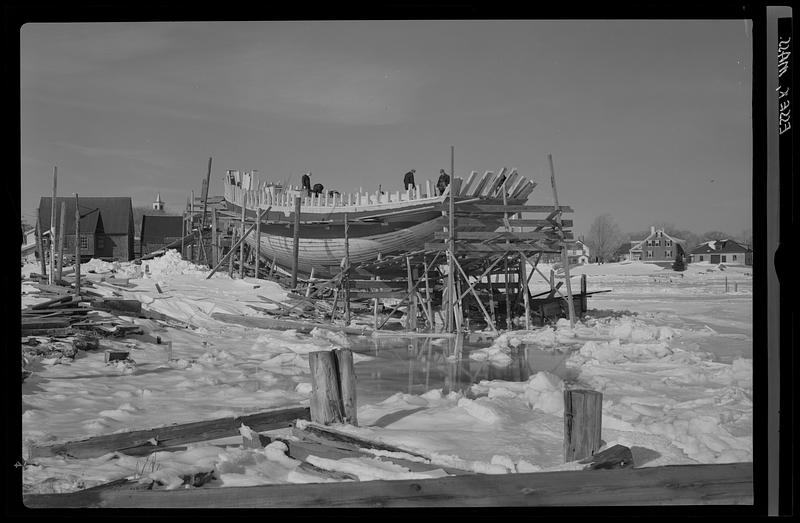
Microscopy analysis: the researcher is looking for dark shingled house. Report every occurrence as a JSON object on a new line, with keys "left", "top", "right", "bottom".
{"left": 140, "top": 215, "right": 184, "bottom": 257}
{"left": 38, "top": 197, "right": 135, "bottom": 262}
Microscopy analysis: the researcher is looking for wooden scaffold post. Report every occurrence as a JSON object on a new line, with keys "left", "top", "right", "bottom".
{"left": 548, "top": 153, "right": 576, "bottom": 327}
{"left": 49, "top": 166, "right": 57, "bottom": 285}
{"left": 35, "top": 209, "right": 47, "bottom": 278}
{"left": 239, "top": 200, "right": 246, "bottom": 278}
{"left": 199, "top": 157, "right": 212, "bottom": 266}
{"left": 74, "top": 193, "right": 81, "bottom": 297}
{"left": 291, "top": 196, "right": 301, "bottom": 290}
{"left": 447, "top": 145, "right": 456, "bottom": 333}
{"left": 56, "top": 202, "right": 66, "bottom": 282}
{"left": 343, "top": 214, "right": 351, "bottom": 326}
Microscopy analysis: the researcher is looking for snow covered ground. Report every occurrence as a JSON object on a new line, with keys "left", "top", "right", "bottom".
{"left": 20, "top": 254, "right": 752, "bottom": 494}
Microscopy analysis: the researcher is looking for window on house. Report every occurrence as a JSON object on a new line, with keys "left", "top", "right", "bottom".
{"left": 699, "top": 255, "right": 704, "bottom": 261}
{"left": 665, "top": 240, "right": 672, "bottom": 247}
{"left": 722, "top": 255, "right": 727, "bottom": 262}
{"left": 666, "top": 250, "right": 671, "bottom": 258}
{"left": 655, "top": 239, "right": 660, "bottom": 246}
{"left": 657, "top": 231, "right": 662, "bottom": 237}
{"left": 80, "top": 235, "right": 88, "bottom": 249}
{"left": 732, "top": 255, "right": 737, "bottom": 261}
{"left": 646, "top": 240, "right": 652, "bottom": 246}
{"left": 647, "top": 250, "right": 653, "bottom": 258}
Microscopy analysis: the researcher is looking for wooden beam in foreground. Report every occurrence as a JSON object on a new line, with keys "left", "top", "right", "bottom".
{"left": 29, "top": 406, "right": 310, "bottom": 460}
{"left": 23, "top": 462, "right": 752, "bottom": 508}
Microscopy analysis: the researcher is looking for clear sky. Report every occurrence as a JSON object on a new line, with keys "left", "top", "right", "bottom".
{"left": 20, "top": 20, "right": 752, "bottom": 239}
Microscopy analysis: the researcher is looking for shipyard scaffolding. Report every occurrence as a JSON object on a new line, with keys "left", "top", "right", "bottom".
{"left": 179, "top": 153, "right": 595, "bottom": 334}
{"left": 283, "top": 153, "right": 592, "bottom": 334}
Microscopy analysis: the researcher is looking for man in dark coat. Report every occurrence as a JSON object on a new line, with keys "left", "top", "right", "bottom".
{"left": 403, "top": 169, "right": 416, "bottom": 190}
{"left": 436, "top": 169, "right": 450, "bottom": 195}
{"left": 301, "top": 172, "right": 312, "bottom": 196}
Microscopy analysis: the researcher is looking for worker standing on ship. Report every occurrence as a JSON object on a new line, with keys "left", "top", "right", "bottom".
{"left": 436, "top": 169, "right": 450, "bottom": 195}
{"left": 301, "top": 172, "right": 312, "bottom": 196}
{"left": 403, "top": 169, "right": 416, "bottom": 190}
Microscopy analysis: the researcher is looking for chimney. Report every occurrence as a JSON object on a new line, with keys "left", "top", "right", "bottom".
{"left": 650, "top": 226, "right": 655, "bottom": 236}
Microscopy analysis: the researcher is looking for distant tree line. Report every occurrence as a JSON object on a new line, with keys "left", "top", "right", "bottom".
{"left": 583, "top": 214, "right": 752, "bottom": 263}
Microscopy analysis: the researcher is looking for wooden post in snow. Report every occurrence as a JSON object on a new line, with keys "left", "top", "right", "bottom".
{"left": 581, "top": 274, "right": 588, "bottom": 315}
{"left": 563, "top": 389, "right": 602, "bottom": 462}
{"left": 335, "top": 349, "right": 358, "bottom": 425}
{"left": 74, "top": 194, "right": 81, "bottom": 297}
{"left": 308, "top": 349, "right": 358, "bottom": 426}
{"left": 49, "top": 166, "right": 57, "bottom": 284}
{"left": 308, "top": 350, "right": 343, "bottom": 425}
{"left": 36, "top": 209, "right": 47, "bottom": 277}
{"left": 56, "top": 202, "right": 66, "bottom": 282}
{"left": 291, "top": 196, "right": 301, "bottom": 290}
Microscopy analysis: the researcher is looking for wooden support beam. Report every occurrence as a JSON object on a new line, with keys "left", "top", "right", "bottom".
{"left": 74, "top": 194, "right": 81, "bottom": 297}
{"left": 36, "top": 210, "right": 47, "bottom": 277}
{"left": 211, "top": 207, "right": 218, "bottom": 268}
{"left": 508, "top": 219, "right": 574, "bottom": 228}
{"left": 343, "top": 214, "right": 351, "bottom": 325}
{"left": 406, "top": 256, "right": 417, "bottom": 331}
{"left": 29, "top": 406, "right": 311, "bottom": 460}
{"left": 519, "top": 252, "right": 531, "bottom": 330}
{"left": 206, "top": 208, "right": 269, "bottom": 279}
{"left": 452, "top": 204, "right": 574, "bottom": 214}
{"left": 447, "top": 145, "right": 455, "bottom": 333}
{"left": 548, "top": 153, "right": 575, "bottom": 327}
{"left": 49, "top": 166, "right": 57, "bottom": 285}
{"left": 563, "top": 389, "right": 603, "bottom": 462}
{"left": 433, "top": 231, "right": 567, "bottom": 241}
{"left": 255, "top": 205, "right": 261, "bottom": 278}
{"left": 453, "top": 258, "right": 498, "bottom": 335}
{"left": 228, "top": 228, "right": 236, "bottom": 278}
{"left": 291, "top": 196, "right": 301, "bottom": 289}
{"left": 56, "top": 202, "right": 66, "bottom": 281}
{"left": 425, "top": 243, "right": 558, "bottom": 253}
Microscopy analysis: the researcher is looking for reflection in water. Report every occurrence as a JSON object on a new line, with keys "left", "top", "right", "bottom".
{"left": 349, "top": 334, "right": 575, "bottom": 405}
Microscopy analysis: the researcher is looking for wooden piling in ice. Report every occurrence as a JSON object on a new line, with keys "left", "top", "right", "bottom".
{"left": 308, "top": 349, "right": 358, "bottom": 426}
{"left": 563, "top": 389, "right": 603, "bottom": 462}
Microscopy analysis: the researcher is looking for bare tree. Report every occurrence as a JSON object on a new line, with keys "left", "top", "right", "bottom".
{"left": 586, "top": 214, "right": 624, "bottom": 263}
{"left": 702, "top": 230, "right": 729, "bottom": 242}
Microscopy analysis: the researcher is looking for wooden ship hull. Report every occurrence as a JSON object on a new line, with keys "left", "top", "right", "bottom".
{"left": 222, "top": 167, "right": 538, "bottom": 277}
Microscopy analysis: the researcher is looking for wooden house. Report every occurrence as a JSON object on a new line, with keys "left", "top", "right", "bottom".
{"left": 140, "top": 215, "right": 184, "bottom": 257}
{"left": 38, "top": 197, "right": 135, "bottom": 262}
{"left": 628, "top": 227, "right": 685, "bottom": 263}
{"left": 689, "top": 240, "right": 752, "bottom": 265}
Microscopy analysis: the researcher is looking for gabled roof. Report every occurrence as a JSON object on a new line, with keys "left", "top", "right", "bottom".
{"left": 691, "top": 239, "right": 751, "bottom": 254}
{"left": 629, "top": 229, "right": 685, "bottom": 251}
{"left": 38, "top": 197, "right": 133, "bottom": 235}
{"left": 141, "top": 215, "right": 184, "bottom": 243}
